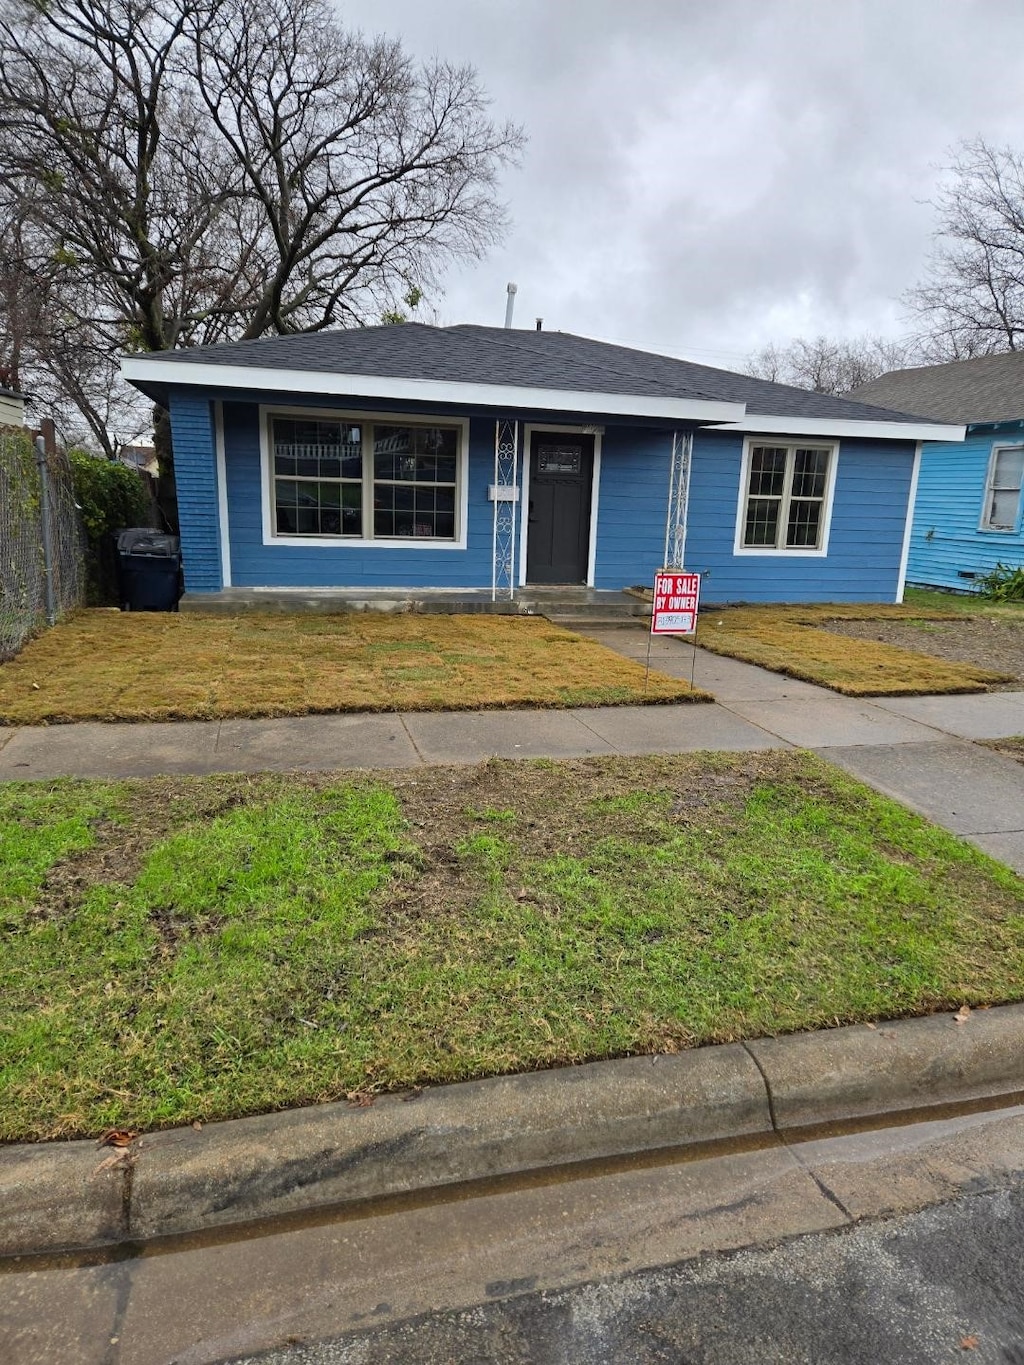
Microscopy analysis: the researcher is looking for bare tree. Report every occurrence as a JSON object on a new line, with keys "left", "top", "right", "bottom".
{"left": 0, "top": 0, "right": 523, "bottom": 472}
{"left": 905, "top": 137, "right": 1024, "bottom": 359}
{"left": 190, "top": 0, "right": 520, "bottom": 337}
{"left": 0, "top": 190, "right": 149, "bottom": 454}
{"left": 744, "top": 334, "right": 918, "bottom": 394}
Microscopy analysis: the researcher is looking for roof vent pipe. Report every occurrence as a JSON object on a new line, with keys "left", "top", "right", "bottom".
{"left": 535, "top": 318, "right": 543, "bottom": 331}
{"left": 504, "top": 282, "right": 517, "bottom": 329}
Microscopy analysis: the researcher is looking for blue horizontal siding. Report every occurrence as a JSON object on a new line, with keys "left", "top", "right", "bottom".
{"left": 168, "top": 391, "right": 223, "bottom": 592}
{"left": 593, "top": 427, "right": 670, "bottom": 588}
{"left": 908, "top": 427, "right": 1024, "bottom": 590}
{"left": 686, "top": 431, "right": 914, "bottom": 604}
{"left": 171, "top": 384, "right": 915, "bottom": 602}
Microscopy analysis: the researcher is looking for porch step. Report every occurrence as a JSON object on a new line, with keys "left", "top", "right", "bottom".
{"left": 518, "top": 595, "right": 650, "bottom": 622}
{"left": 543, "top": 613, "right": 649, "bottom": 631}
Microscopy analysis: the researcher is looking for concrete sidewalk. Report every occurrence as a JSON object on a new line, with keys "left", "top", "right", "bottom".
{"left": 2, "top": 632, "right": 1023, "bottom": 871}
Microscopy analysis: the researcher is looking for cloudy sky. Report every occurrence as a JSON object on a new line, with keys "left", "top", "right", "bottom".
{"left": 337, "top": 0, "right": 1024, "bottom": 368}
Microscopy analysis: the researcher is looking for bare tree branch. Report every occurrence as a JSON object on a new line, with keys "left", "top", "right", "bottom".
{"left": 743, "top": 334, "right": 921, "bottom": 395}
{"left": 0, "top": 0, "right": 524, "bottom": 469}
{"left": 904, "top": 137, "right": 1024, "bottom": 359}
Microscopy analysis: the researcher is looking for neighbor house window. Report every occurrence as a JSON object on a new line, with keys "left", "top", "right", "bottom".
{"left": 981, "top": 446, "right": 1024, "bottom": 531}
{"left": 270, "top": 414, "right": 461, "bottom": 541}
{"left": 739, "top": 442, "right": 835, "bottom": 551}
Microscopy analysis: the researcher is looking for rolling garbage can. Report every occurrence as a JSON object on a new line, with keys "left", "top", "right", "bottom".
{"left": 115, "top": 528, "right": 182, "bottom": 612}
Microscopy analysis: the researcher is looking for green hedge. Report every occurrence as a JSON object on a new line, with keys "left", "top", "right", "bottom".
{"left": 70, "top": 451, "right": 153, "bottom": 605}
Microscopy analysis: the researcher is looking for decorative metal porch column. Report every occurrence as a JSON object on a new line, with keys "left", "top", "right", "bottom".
{"left": 491, "top": 419, "right": 520, "bottom": 600}
{"left": 663, "top": 429, "right": 693, "bottom": 570}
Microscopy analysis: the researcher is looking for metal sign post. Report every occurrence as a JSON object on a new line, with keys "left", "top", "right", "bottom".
{"left": 645, "top": 570, "right": 701, "bottom": 692}
{"left": 34, "top": 435, "right": 57, "bottom": 626}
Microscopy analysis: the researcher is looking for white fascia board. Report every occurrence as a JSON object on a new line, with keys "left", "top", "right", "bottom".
{"left": 708, "top": 414, "right": 967, "bottom": 443}
{"left": 119, "top": 356, "right": 746, "bottom": 425}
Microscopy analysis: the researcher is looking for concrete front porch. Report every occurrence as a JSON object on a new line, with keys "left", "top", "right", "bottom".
{"left": 178, "top": 585, "right": 652, "bottom": 627}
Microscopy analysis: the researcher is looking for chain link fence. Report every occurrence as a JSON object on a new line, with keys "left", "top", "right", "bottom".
{"left": 0, "top": 428, "right": 87, "bottom": 661}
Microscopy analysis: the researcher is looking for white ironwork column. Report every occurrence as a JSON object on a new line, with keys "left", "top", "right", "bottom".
{"left": 491, "top": 419, "right": 519, "bottom": 600}
{"left": 663, "top": 429, "right": 693, "bottom": 570}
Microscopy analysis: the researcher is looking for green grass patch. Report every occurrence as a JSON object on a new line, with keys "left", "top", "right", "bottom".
{"left": 904, "top": 587, "right": 1024, "bottom": 616}
{"left": 2, "top": 753, "right": 1022, "bottom": 1141}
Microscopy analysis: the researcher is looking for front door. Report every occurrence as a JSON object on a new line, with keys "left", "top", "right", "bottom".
{"left": 526, "top": 431, "right": 594, "bottom": 584}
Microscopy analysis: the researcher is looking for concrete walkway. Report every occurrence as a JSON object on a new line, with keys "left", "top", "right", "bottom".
{"left": 2, "top": 629, "right": 1023, "bottom": 871}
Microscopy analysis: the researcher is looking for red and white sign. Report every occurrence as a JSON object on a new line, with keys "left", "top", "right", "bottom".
{"left": 651, "top": 571, "right": 701, "bottom": 635}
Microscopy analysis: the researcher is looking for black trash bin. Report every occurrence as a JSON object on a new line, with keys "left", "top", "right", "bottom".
{"left": 115, "top": 528, "right": 182, "bottom": 612}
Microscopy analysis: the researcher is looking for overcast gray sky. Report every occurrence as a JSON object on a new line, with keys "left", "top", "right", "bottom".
{"left": 338, "top": 0, "right": 1024, "bottom": 367}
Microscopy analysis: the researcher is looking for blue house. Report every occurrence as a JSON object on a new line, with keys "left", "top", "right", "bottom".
{"left": 851, "top": 353, "right": 1024, "bottom": 592}
{"left": 121, "top": 325, "right": 960, "bottom": 607}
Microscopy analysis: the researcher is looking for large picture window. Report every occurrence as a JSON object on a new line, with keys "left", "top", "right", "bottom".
{"left": 269, "top": 414, "right": 462, "bottom": 542}
{"left": 738, "top": 442, "right": 835, "bottom": 552}
{"left": 981, "top": 445, "right": 1024, "bottom": 532}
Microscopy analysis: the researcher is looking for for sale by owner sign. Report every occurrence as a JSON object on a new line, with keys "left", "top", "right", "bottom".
{"left": 651, "top": 571, "right": 701, "bottom": 635}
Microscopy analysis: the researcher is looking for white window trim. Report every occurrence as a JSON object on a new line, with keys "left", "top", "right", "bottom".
{"left": 732, "top": 436, "right": 839, "bottom": 558}
{"left": 259, "top": 404, "right": 470, "bottom": 549}
{"left": 978, "top": 442, "right": 1024, "bottom": 534}
{"left": 895, "top": 441, "right": 922, "bottom": 604}
{"left": 518, "top": 423, "right": 603, "bottom": 587}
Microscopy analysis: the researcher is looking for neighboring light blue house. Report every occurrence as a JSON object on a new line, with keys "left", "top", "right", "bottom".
{"left": 121, "top": 325, "right": 960, "bottom": 606}
{"left": 851, "top": 353, "right": 1024, "bottom": 591}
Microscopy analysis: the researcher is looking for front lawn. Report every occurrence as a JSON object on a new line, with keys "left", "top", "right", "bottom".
{"left": 695, "top": 602, "right": 1017, "bottom": 695}
{"left": 2, "top": 752, "right": 1022, "bottom": 1142}
{"left": 0, "top": 610, "right": 705, "bottom": 724}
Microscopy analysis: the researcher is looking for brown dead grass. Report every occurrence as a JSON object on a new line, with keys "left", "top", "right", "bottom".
{"left": 0, "top": 610, "right": 709, "bottom": 724}
{"left": 694, "top": 604, "right": 1015, "bottom": 696}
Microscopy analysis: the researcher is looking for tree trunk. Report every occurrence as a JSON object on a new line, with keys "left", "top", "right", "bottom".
{"left": 153, "top": 404, "right": 179, "bottom": 533}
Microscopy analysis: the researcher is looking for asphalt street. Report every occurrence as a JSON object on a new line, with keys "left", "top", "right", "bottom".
{"left": 242, "top": 1178, "right": 1024, "bottom": 1365}
{"left": 5, "top": 1102, "right": 1024, "bottom": 1364}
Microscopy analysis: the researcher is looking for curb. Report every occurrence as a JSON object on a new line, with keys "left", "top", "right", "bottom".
{"left": 3, "top": 1003, "right": 1024, "bottom": 1258}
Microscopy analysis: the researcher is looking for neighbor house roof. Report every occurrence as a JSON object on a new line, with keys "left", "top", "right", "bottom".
{"left": 849, "top": 351, "right": 1024, "bottom": 425}
{"left": 121, "top": 323, "right": 963, "bottom": 439}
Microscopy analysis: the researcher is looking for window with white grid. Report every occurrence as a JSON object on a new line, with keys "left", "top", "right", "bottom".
{"left": 270, "top": 414, "right": 462, "bottom": 542}
{"left": 738, "top": 442, "right": 835, "bottom": 552}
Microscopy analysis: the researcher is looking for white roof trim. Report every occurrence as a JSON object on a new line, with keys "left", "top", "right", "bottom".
{"left": 709, "top": 413, "right": 967, "bottom": 442}
{"left": 120, "top": 356, "right": 746, "bottom": 424}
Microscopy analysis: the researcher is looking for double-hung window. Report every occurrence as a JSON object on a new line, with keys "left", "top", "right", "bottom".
{"left": 738, "top": 441, "right": 836, "bottom": 552}
{"left": 980, "top": 445, "right": 1024, "bottom": 532}
{"left": 270, "top": 414, "right": 461, "bottom": 542}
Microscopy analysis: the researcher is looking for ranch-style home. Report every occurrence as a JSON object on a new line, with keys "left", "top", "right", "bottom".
{"left": 120, "top": 324, "right": 962, "bottom": 606}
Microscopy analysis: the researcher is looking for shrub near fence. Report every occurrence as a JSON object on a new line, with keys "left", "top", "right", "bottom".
{"left": 69, "top": 450, "right": 153, "bottom": 604}
{"left": 0, "top": 428, "right": 86, "bottom": 661}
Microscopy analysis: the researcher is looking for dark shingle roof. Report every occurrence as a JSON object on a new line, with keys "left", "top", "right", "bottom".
{"left": 134, "top": 322, "right": 934, "bottom": 424}
{"left": 848, "top": 352, "right": 1024, "bottom": 424}
{"left": 451, "top": 326, "right": 929, "bottom": 423}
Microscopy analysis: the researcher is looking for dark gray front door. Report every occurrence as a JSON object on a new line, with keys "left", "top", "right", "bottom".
{"left": 526, "top": 432, "right": 594, "bottom": 584}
